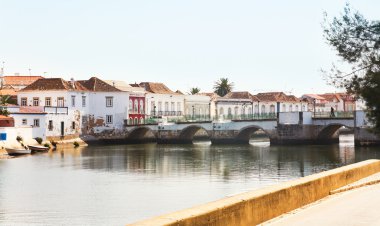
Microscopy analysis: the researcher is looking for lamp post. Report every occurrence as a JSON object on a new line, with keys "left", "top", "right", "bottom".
{"left": 192, "top": 105, "right": 195, "bottom": 120}
{"left": 313, "top": 98, "right": 316, "bottom": 117}
{"left": 154, "top": 105, "right": 156, "bottom": 117}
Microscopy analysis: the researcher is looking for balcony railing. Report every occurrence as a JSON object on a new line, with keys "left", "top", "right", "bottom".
{"left": 44, "top": 106, "right": 69, "bottom": 114}
{"left": 312, "top": 111, "right": 354, "bottom": 118}
{"left": 150, "top": 111, "right": 182, "bottom": 117}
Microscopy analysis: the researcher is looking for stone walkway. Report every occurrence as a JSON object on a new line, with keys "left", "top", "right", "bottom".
{"left": 262, "top": 173, "right": 380, "bottom": 226}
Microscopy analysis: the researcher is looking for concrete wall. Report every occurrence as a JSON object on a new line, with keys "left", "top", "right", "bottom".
{"left": 279, "top": 112, "right": 300, "bottom": 124}
{"left": 129, "top": 159, "right": 380, "bottom": 226}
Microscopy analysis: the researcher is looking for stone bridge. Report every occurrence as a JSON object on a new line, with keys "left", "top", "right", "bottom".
{"left": 87, "top": 111, "right": 380, "bottom": 146}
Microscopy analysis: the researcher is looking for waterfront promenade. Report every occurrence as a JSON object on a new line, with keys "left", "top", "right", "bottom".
{"left": 129, "top": 159, "right": 380, "bottom": 226}
{"left": 263, "top": 172, "right": 380, "bottom": 226}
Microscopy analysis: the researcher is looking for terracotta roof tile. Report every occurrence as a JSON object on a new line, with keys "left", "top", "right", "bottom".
{"left": 78, "top": 77, "right": 122, "bottom": 92}
{"left": 256, "top": 92, "right": 299, "bottom": 102}
{"left": 139, "top": 82, "right": 178, "bottom": 94}
{"left": 20, "top": 78, "right": 88, "bottom": 91}
{"left": 18, "top": 106, "right": 46, "bottom": 114}
{"left": 0, "top": 88, "right": 17, "bottom": 96}
{"left": 4, "top": 75, "right": 44, "bottom": 87}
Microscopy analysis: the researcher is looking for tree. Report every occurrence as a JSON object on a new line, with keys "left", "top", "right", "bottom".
{"left": 188, "top": 87, "right": 200, "bottom": 95}
{"left": 323, "top": 4, "right": 380, "bottom": 132}
{"left": 213, "top": 77, "right": 234, "bottom": 97}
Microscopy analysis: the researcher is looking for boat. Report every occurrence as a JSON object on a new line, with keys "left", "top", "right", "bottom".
{"left": 28, "top": 145, "right": 50, "bottom": 152}
{"left": 5, "top": 147, "right": 31, "bottom": 156}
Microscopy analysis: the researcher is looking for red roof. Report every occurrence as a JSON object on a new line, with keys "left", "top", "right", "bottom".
{"left": 4, "top": 76, "right": 44, "bottom": 87}
{"left": 0, "top": 115, "right": 13, "bottom": 120}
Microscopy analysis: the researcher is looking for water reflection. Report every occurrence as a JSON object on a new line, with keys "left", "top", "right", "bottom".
{"left": 0, "top": 135, "right": 379, "bottom": 225}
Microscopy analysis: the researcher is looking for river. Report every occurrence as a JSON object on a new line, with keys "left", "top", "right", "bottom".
{"left": 0, "top": 135, "right": 379, "bottom": 225}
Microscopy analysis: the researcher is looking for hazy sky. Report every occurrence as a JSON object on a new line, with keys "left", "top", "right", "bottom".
{"left": 1, "top": 0, "right": 379, "bottom": 96}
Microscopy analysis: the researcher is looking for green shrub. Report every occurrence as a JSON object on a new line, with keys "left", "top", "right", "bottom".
{"left": 16, "top": 136, "right": 23, "bottom": 142}
{"left": 35, "top": 137, "right": 43, "bottom": 144}
{"left": 43, "top": 143, "right": 50, "bottom": 148}
{"left": 73, "top": 141, "right": 80, "bottom": 148}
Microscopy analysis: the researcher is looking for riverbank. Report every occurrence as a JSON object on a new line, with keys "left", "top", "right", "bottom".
{"left": 129, "top": 159, "right": 380, "bottom": 226}
{"left": 263, "top": 172, "right": 380, "bottom": 225}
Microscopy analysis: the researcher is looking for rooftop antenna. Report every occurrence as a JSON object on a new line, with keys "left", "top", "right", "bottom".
{"left": 28, "top": 68, "right": 32, "bottom": 76}
{"left": 0, "top": 61, "right": 4, "bottom": 77}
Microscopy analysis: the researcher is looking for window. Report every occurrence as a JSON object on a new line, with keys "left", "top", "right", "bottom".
{"left": 171, "top": 102, "right": 175, "bottom": 111}
{"left": 150, "top": 101, "right": 155, "bottom": 113}
{"left": 82, "top": 96, "right": 86, "bottom": 107}
{"left": 129, "top": 100, "right": 133, "bottom": 113}
{"left": 71, "top": 95, "right": 76, "bottom": 107}
{"left": 57, "top": 97, "right": 64, "bottom": 107}
{"left": 106, "top": 115, "right": 113, "bottom": 124}
{"left": 139, "top": 100, "right": 144, "bottom": 114}
{"left": 33, "top": 119, "right": 40, "bottom": 127}
{"left": 282, "top": 104, "right": 286, "bottom": 112}
{"left": 48, "top": 120, "right": 53, "bottom": 131}
{"left": 234, "top": 106, "right": 238, "bottom": 116}
{"left": 33, "top": 97, "right": 39, "bottom": 106}
{"left": 177, "top": 102, "right": 181, "bottom": 111}
{"left": 134, "top": 99, "right": 138, "bottom": 113}
{"left": 45, "top": 97, "right": 51, "bottom": 106}
{"left": 106, "top": 96, "right": 113, "bottom": 107}
{"left": 82, "top": 116, "right": 87, "bottom": 125}
{"left": 295, "top": 105, "right": 299, "bottom": 112}
{"left": 219, "top": 107, "right": 224, "bottom": 115}
{"left": 270, "top": 105, "right": 275, "bottom": 113}
{"left": 289, "top": 105, "right": 293, "bottom": 112}
{"left": 228, "top": 107, "right": 232, "bottom": 116}
{"left": 21, "top": 97, "right": 27, "bottom": 106}
{"left": 254, "top": 105, "right": 259, "bottom": 113}
{"left": 158, "top": 102, "right": 162, "bottom": 111}
{"left": 134, "top": 118, "right": 138, "bottom": 125}
{"left": 22, "top": 119, "right": 27, "bottom": 125}
{"left": 164, "top": 102, "right": 169, "bottom": 111}
{"left": 261, "top": 105, "right": 266, "bottom": 113}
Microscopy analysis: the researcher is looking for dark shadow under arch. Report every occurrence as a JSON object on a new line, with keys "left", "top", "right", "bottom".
{"left": 236, "top": 125, "right": 270, "bottom": 144}
{"left": 127, "top": 127, "right": 157, "bottom": 143}
{"left": 179, "top": 125, "right": 211, "bottom": 143}
{"left": 317, "top": 123, "right": 347, "bottom": 140}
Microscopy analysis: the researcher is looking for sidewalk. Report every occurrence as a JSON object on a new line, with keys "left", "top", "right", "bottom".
{"left": 262, "top": 172, "right": 380, "bottom": 226}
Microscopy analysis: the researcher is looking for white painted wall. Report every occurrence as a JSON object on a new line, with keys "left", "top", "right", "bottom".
{"left": 184, "top": 95, "right": 211, "bottom": 117}
{"left": 86, "top": 91, "right": 129, "bottom": 132}
{"left": 10, "top": 113, "right": 46, "bottom": 139}
{"left": 145, "top": 93, "right": 185, "bottom": 118}
{"left": 279, "top": 112, "right": 299, "bottom": 124}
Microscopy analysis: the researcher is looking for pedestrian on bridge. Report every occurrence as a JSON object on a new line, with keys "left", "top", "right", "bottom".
{"left": 330, "top": 107, "right": 335, "bottom": 118}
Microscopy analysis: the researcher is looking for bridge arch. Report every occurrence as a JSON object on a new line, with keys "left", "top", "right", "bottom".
{"left": 127, "top": 126, "right": 157, "bottom": 143}
{"left": 235, "top": 125, "right": 270, "bottom": 144}
{"left": 178, "top": 125, "right": 211, "bottom": 143}
{"left": 317, "top": 123, "right": 353, "bottom": 143}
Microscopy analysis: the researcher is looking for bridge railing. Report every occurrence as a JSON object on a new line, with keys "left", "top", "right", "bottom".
{"left": 312, "top": 111, "right": 354, "bottom": 118}
{"left": 221, "top": 113, "right": 277, "bottom": 121}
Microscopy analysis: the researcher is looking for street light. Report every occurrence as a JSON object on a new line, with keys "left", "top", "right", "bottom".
{"left": 192, "top": 105, "right": 195, "bottom": 120}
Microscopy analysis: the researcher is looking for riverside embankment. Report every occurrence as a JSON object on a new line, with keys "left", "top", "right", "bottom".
{"left": 129, "top": 159, "right": 380, "bottom": 226}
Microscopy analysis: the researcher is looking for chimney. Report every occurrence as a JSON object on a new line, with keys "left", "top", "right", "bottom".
{"left": 70, "top": 78, "right": 75, "bottom": 89}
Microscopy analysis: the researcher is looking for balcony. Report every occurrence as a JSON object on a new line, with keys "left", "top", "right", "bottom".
{"left": 44, "top": 106, "right": 69, "bottom": 115}
{"left": 150, "top": 111, "right": 182, "bottom": 117}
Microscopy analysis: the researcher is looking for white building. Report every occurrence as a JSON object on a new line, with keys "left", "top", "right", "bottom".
{"left": 184, "top": 94, "right": 211, "bottom": 120}
{"left": 139, "top": 82, "right": 185, "bottom": 121}
{"left": 255, "top": 92, "right": 305, "bottom": 113}
{"left": 16, "top": 77, "right": 129, "bottom": 139}
{"left": 215, "top": 92, "right": 258, "bottom": 120}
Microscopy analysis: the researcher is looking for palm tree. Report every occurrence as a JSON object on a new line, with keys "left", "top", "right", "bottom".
{"left": 213, "top": 77, "right": 234, "bottom": 97}
{"left": 188, "top": 87, "right": 201, "bottom": 95}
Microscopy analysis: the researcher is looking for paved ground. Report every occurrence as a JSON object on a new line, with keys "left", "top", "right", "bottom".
{"left": 262, "top": 175, "right": 380, "bottom": 226}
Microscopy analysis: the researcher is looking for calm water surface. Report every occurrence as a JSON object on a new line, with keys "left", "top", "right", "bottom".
{"left": 1, "top": 135, "right": 380, "bottom": 225}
